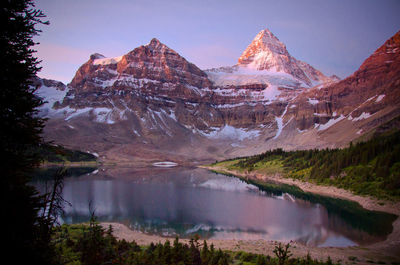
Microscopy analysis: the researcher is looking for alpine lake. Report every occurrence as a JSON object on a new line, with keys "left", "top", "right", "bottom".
{"left": 32, "top": 165, "right": 397, "bottom": 247}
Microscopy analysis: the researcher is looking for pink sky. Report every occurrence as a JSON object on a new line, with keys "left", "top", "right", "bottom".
{"left": 34, "top": 0, "right": 400, "bottom": 84}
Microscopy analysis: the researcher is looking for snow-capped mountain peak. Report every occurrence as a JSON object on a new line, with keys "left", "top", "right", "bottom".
{"left": 206, "top": 28, "right": 336, "bottom": 88}
{"left": 238, "top": 28, "right": 307, "bottom": 80}
{"left": 238, "top": 29, "right": 287, "bottom": 68}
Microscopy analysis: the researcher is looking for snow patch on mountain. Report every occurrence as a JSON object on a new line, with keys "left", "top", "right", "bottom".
{"left": 47, "top": 105, "right": 128, "bottom": 125}
{"left": 93, "top": 107, "right": 115, "bottom": 124}
{"left": 273, "top": 104, "right": 290, "bottom": 139}
{"left": 297, "top": 128, "right": 307, "bottom": 133}
{"left": 64, "top": 107, "right": 92, "bottom": 121}
{"left": 376, "top": 94, "right": 385, "bottom": 102}
{"left": 200, "top": 125, "right": 260, "bottom": 141}
{"left": 314, "top": 113, "right": 329, "bottom": 117}
{"left": 317, "top": 115, "right": 345, "bottom": 131}
{"left": 93, "top": 55, "right": 123, "bottom": 65}
{"left": 35, "top": 84, "right": 69, "bottom": 117}
{"left": 352, "top": 112, "right": 373, "bottom": 121}
{"left": 206, "top": 65, "right": 304, "bottom": 88}
{"left": 308, "top": 98, "right": 319, "bottom": 105}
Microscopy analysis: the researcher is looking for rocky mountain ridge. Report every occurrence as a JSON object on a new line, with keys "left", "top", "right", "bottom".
{"left": 282, "top": 30, "right": 400, "bottom": 146}
{"left": 36, "top": 29, "right": 400, "bottom": 164}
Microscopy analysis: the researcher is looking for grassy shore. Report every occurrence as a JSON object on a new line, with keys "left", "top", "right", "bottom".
{"left": 198, "top": 163, "right": 400, "bottom": 263}
{"left": 207, "top": 131, "right": 400, "bottom": 201}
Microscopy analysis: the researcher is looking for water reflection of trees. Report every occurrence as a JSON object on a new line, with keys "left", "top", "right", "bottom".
{"left": 33, "top": 167, "right": 397, "bottom": 247}
{"left": 239, "top": 175, "right": 396, "bottom": 240}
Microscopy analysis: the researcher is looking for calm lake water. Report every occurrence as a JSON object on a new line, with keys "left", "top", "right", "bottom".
{"left": 33, "top": 167, "right": 396, "bottom": 247}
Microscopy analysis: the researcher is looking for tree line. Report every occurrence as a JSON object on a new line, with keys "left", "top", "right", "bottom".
{"left": 234, "top": 128, "right": 400, "bottom": 199}
{"left": 52, "top": 216, "right": 338, "bottom": 265}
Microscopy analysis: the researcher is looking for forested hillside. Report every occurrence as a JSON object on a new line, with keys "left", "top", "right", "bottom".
{"left": 36, "top": 144, "right": 97, "bottom": 163}
{"left": 215, "top": 128, "right": 400, "bottom": 200}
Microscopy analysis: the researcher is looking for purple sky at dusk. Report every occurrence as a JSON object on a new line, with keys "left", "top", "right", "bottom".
{"left": 34, "top": 0, "right": 400, "bottom": 84}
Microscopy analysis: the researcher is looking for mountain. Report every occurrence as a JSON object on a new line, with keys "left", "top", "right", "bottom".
{"left": 69, "top": 38, "right": 212, "bottom": 101}
{"left": 205, "top": 29, "right": 338, "bottom": 88}
{"left": 35, "top": 29, "right": 400, "bottom": 164}
{"left": 279, "top": 30, "right": 400, "bottom": 148}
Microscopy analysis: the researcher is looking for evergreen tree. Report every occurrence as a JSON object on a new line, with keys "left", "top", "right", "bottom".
{"left": 0, "top": 0, "right": 50, "bottom": 264}
{"left": 189, "top": 237, "right": 202, "bottom": 265}
{"left": 201, "top": 240, "right": 210, "bottom": 265}
{"left": 256, "top": 254, "right": 267, "bottom": 265}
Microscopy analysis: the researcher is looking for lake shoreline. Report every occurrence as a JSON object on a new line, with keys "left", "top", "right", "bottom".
{"left": 101, "top": 220, "right": 399, "bottom": 264}
{"left": 99, "top": 163, "right": 400, "bottom": 263}
{"left": 52, "top": 162, "right": 399, "bottom": 263}
{"left": 196, "top": 165, "right": 400, "bottom": 262}
{"left": 199, "top": 165, "right": 400, "bottom": 216}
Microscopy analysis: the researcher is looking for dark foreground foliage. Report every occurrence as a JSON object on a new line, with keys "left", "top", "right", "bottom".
{"left": 230, "top": 130, "right": 400, "bottom": 200}
{"left": 0, "top": 0, "right": 57, "bottom": 264}
{"left": 53, "top": 219, "right": 338, "bottom": 265}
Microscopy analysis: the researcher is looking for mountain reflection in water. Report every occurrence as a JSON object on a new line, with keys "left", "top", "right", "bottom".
{"left": 33, "top": 167, "right": 396, "bottom": 247}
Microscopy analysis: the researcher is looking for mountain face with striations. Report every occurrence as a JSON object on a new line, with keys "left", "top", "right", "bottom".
{"left": 278, "top": 30, "right": 400, "bottom": 149}
{"left": 36, "top": 29, "right": 400, "bottom": 164}
{"left": 69, "top": 38, "right": 213, "bottom": 102}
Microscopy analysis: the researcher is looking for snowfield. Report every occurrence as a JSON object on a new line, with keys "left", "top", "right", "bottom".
{"left": 199, "top": 125, "right": 260, "bottom": 141}
{"left": 205, "top": 65, "right": 305, "bottom": 89}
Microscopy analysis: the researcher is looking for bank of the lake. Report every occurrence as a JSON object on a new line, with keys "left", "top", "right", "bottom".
{"left": 200, "top": 165, "right": 400, "bottom": 215}
{"left": 34, "top": 164, "right": 400, "bottom": 263}
{"left": 100, "top": 220, "right": 398, "bottom": 265}
{"left": 197, "top": 164, "right": 400, "bottom": 263}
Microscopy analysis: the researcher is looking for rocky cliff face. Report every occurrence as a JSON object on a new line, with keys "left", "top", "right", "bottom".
{"left": 280, "top": 30, "right": 400, "bottom": 147}
{"left": 36, "top": 29, "right": 400, "bottom": 164}
{"left": 68, "top": 38, "right": 212, "bottom": 102}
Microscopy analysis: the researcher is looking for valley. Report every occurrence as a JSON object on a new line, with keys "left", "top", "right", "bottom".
{"left": 34, "top": 26, "right": 400, "bottom": 264}
{"left": 6, "top": 1, "right": 400, "bottom": 264}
